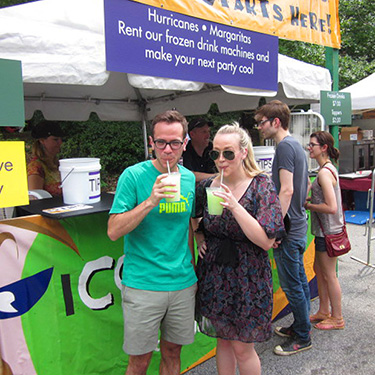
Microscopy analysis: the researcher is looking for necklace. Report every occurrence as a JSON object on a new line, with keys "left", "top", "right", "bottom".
{"left": 321, "top": 160, "right": 331, "bottom": 168}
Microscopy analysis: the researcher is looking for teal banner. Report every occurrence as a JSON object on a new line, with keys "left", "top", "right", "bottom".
{"left": 0, "top": 58, "right": 25, "bottom": 127}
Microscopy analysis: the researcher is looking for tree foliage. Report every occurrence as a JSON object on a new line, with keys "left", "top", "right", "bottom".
{"left": 337, "top": 0, "right": 375, "bottom": 88}
{"left": 58, "top": 114, "right": 145, "bottom": 174}
{"left": 279, "top": 0, "right": 375, "bottom": 89}
{"left": 339, "top": 0, "right": 375, "bottom": 62}
{"left": 0, "top": 0, "right": 32, "bottom": 8}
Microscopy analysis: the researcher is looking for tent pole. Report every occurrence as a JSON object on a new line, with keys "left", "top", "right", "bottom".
{"left": 141, "top": 108, "right": 148, "bottom": 160}
{"left": 325, "top": 47, "right": 340, "bottom": 146}
{"left": 133, "top": 87, "right": 149, "bottom": 160}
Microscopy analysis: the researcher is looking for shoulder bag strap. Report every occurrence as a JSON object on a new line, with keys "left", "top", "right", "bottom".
{"left": 318, "top": 164, "right": 347, "bottom": 229}
{"left": 323, "top": 164, "right": 337, "bottom": 181}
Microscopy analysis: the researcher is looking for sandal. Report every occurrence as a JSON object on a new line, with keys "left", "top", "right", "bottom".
{"left": 314, "top": 317, "right": 345, "bottom": 330}
{"left": 310, "top": 312, "right": 331, "bottom": 323}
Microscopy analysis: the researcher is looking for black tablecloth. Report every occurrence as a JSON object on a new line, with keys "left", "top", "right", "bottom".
{"left": 16, "top": 192, "right": 114, "bottom": 220}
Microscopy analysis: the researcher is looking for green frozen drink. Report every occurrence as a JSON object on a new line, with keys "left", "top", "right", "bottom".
{"left": 163, "top": 172, "right": 181, "bottom": 202}
{"left": 206, "top": 187, "right": 224, "bottom": 215}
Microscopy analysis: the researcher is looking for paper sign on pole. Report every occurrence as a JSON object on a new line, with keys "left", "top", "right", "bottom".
{"left": 0, "top": 141, "right": 29, "bottom": 208}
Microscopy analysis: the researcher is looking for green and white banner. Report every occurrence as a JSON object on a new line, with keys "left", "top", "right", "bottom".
{"left": 0, "top": 213, "right": 215, "bottom": 374}
{"left": 0, "top": 212, "right": 316, "bottom": 374}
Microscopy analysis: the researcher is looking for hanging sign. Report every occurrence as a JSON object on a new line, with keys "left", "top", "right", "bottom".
{"left": 320, "top": 91, "right": 352, "bottom": 126}
{"left": 104, "top": 0, "right": 278, "bottom": 91}
{"left": 0, "top": 59, "right": 25, "bottom": 128}
{"left": 0, "top": 141, "right": 29, "bottom": 208}
{"left": 132, "top": 0, "right": 341, "bottom": 48}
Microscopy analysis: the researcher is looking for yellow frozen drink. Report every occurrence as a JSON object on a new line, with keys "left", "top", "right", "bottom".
{"left": 163, "top": 172, "right": 181, "bottom": 202}
{"left": 206, "top": 187, "right": 224, "bottom": 215}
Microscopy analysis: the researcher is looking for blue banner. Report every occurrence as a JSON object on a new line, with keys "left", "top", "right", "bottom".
{"left": 104, "top": 0, "right": 278, "bottom": 90}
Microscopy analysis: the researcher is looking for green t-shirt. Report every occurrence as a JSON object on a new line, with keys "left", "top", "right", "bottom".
{"left": 110, "top": 161, "right": 197, "bottom": 291}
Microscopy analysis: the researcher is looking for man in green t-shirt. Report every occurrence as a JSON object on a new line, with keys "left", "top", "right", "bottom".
{"left": 108, "top": 110, "right": 197, "bottom": 375}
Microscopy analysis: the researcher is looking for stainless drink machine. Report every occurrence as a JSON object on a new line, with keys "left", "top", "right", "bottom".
{"left": 339, "top": 140, "right": 375, "bottom": 173}
{"left": 369, "top": 142, "right": 375, "bottom": 170}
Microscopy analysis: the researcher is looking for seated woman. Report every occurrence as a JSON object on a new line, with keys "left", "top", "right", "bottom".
{"left": 27, "top": 121, "right": 64, "bottom": 197}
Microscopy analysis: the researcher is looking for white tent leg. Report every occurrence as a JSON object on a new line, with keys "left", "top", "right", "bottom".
{"left": 351, "top": 169, "right": 375, "bottom": 268}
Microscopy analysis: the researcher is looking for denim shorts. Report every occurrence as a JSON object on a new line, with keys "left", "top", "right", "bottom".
{"left": 314, "top": 236, "right": 326, "bottom": 252}
{"left": 121, "top": 284, "right": 197, "bottom": 355}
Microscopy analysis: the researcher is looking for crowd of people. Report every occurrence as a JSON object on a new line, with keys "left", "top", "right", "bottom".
{"left": 105, "top": 101, "right": 346, "bottom": 375}
{"left": 26, "top": 101, "right": 345, "bottom": 375}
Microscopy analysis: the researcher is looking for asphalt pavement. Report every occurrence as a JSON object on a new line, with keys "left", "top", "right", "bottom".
{"left": 186, "top": 223, "right": 375, "bottom": 375}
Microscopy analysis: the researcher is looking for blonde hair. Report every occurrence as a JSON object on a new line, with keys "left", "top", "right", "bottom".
{"left": 31, "top": 139, "right": 59, "bottom": 171}
{"left": 215, "top": 122, "right": 262, "bottom": 177}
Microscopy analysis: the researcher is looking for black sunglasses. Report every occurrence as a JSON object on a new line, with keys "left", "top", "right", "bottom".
{"left": 209, "top": 150, "right": 236, "bottom": 161}
{"left": 153, "top": 139, "right": 184, "bottom": 150}
{"left": 257, "top": 117, "right": 275, "bottom": 126}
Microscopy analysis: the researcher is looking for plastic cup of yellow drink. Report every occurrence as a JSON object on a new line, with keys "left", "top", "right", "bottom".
{"left": 206, "top": 187, "right": 224, "bottom": 215}
{"left": 163, "top": 172, "right": 181, "bottom": 202}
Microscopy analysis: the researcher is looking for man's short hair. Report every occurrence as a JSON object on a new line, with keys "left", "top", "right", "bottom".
{"left": 151, "top": 110, "right": 188, "bottom": 138}
{"left": 254, "top": 100, "right": 290, "bottom": 130}
{"left": 188, "top": 118, "right": 213, "bottom": 135}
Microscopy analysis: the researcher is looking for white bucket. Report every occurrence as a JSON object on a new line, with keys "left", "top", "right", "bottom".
{"left": 59, "top": 158, "right": 101, "bottom": 204}
{"left": 253, "top": 146, "right": 275, "bottom": 172}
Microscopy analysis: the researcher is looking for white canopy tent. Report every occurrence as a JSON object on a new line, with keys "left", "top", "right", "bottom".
{"left": 0, "top": 0, "right": 332, "bottom": 155}
{"left": 341, "top": 73, "right": 375, "bottom": 114}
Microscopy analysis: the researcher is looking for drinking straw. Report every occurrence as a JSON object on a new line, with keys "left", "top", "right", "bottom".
{"left": 167, "top": 161, "right": 171, "bottom": 174}
{"left": 220, "top": 168, "right": 224, "bottom": 186}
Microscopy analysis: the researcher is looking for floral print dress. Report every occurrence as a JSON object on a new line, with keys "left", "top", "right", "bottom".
{"left": 195, "top": 174, "right": 285, "bottom": 343}
{"left": 27, "top": 157, "right": 62, "bottom": 197}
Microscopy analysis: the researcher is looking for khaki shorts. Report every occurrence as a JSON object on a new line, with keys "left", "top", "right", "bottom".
{"left": 121, "top": 283, "right": 197, "bottom": 355}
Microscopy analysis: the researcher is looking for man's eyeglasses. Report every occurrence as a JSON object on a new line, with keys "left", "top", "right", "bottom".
{"left": 209, "top": 150, "right": 236, "bottom": 161}
{"left": 257, "top": 117, "right": 274, "bottom": 126}
{"left": 306, "top": 142, "right": 321, "bottom": 148}
{"left": 153, "top": 139, "right": 184, "bottom": 150}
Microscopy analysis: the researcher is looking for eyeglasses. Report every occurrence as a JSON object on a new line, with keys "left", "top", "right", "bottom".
{"left": 153, "top": 139, "right": 184, "bottom": 150}
{"left": 307, "top": 142, "right": 321, "bottom": 148}
{"left": 209, "top": 150, "right": 236, "bottom": 161}
{"left": 257, "top": 117, "right": 274, "bottom": 127}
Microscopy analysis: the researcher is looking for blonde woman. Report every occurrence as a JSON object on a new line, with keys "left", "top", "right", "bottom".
{"left": 305, "top": 131, "right": 345, "bottom": 330}
{"left": 27, "top": 121, "right": 64, "bottom": 196}
{"left": 194, "top": 123, "right": 285, "bottom": 375}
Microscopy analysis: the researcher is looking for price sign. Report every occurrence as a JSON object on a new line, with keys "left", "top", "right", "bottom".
{"left": 320, "top": 91, "right": 352, "bottom": 125}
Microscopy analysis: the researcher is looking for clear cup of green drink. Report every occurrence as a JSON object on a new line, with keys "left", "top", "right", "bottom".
{"left": 206, "top": 187, "right": 224, "bottom": 215}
